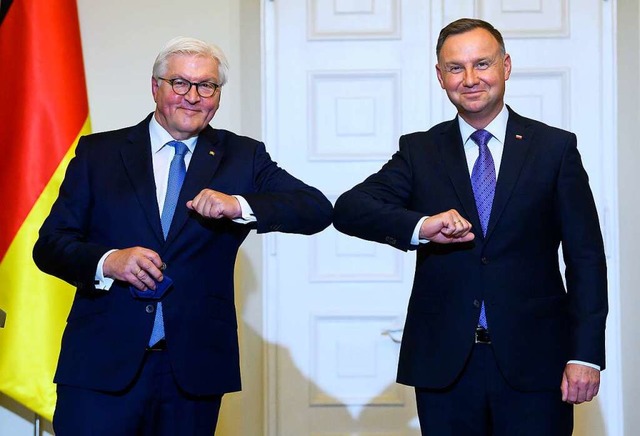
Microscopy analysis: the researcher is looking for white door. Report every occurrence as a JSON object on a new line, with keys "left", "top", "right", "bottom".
{"left": 263, "top": 1, "right": 620, "bottom": 435}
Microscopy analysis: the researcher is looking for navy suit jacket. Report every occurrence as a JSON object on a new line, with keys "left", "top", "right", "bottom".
{"left": 334, "top": 108, "right": 607, "bottom": 391}
{"left": 33, "top": 114, "right": 332, "bottom": 395}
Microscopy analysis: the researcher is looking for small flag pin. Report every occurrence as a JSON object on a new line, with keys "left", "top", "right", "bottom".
{"left": 515, "top": 134, "right": 523, "bottom": 140}
{"left": 209, "top": 151, "right": 216, "bottom": 156}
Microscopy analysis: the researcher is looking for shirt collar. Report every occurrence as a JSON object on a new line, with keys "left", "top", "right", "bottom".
{"left": 149, "top": 115, "right": 198, "bottom": 154}
{"left": 458, "top": 104, "right": 509, "bottom": 146}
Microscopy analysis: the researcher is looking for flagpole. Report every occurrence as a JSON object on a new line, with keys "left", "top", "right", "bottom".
{"left": 34, "top": 413, "right": 40, "bottom": 436}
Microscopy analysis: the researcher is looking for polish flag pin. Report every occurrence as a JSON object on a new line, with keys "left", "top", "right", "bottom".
{"left": 515, "top": 134, "right": 523, "bottom": 140}
{"left": 209, "top": 151, "right": 216, "bottom": 156}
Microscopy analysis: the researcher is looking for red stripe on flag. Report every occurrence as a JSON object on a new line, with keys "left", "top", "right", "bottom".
{"left": 0, "top": 0, "right": 89, "bottom": 260}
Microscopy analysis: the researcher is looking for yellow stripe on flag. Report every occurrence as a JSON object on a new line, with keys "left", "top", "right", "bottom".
{"left": 0, "top": 117, "right": 91, "bottom": 421}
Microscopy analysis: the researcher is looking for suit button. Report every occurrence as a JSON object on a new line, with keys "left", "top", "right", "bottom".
{"left": 481, "top": 257, "right": 489, "bottom": 265}
{"left": 473, "top": 300, "right": 481, "bottom": 308}
{"left": 145, "top": 304, "right": 155, "bottom": 314}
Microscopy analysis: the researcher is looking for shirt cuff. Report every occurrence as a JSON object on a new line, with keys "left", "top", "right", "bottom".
{"left": 411, "top": 216, "right": 430, "bottom": 245}
{"left": 232, "top": 195, "right": 257, "bottom": 224}
{"left": 567, "top": 360, "right": 600, "bottom": 371}
{"left": 95, "top": 249, "right": 117, "bottom": 290}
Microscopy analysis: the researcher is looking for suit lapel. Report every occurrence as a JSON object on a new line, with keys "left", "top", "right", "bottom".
{"left": 485, "top": 109, "right": 533, "bottom": 240}
{"left": 438, "top": 118, "right": 482, "bottom": 232}
{"left": 121, "top": 117, "right": 165, "bottom": 244}
{"left": 164, "top": 126, "right": 225, "bottom": 245}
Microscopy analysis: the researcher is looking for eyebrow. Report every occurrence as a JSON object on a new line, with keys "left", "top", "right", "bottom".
{"left": 443, "top": 56, "right": 496, "bottom": 67}
{"left": 166, "top": 73, "right": 219, "bottom": 82}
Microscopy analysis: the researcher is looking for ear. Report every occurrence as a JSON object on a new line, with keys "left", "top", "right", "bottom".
{"left": 212, "top": 87, "right": 222, "bottom": 109}
{"left": 435, "top": 63, "right": 445, "bottom": 89}
{"left": 503, "top": 53, "right": 512, "bottom": 81}
{"left": 151, "top": 77, "right": 160, "bottom": 102}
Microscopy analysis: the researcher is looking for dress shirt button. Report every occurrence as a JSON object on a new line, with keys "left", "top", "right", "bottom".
{"left": 473, "top": 299, "right": 481, "bottom": 308}
{"left": 481, "top": 257, "right": 489, "bottom": 265}
{"left": 145, "top": 304, "right": 155, "bottom": 314}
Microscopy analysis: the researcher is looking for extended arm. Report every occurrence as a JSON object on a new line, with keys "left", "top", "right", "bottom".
{"left": 334, "top": 138, "right": 473, "bottom": 250}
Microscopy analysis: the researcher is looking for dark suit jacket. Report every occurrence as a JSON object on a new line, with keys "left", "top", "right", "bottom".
{"left": 333, "top": 108, "right": 607, "bottom": 391}
{"left": 33, "top": 114, "right": 332, "bottom": 395}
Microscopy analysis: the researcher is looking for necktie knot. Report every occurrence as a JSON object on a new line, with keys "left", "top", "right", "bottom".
{"left": 169, "top": 140, "right": 188, "bottom": 158}
{"left": 470, "top": 129, "right": 493, "bottom": 148}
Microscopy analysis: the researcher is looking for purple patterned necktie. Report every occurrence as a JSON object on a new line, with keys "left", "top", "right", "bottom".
{"left": 470, "top": 129, "right": 495, "bottom": 329}
{"left": 149, "top": 140, "right": 188, "bottom": 346}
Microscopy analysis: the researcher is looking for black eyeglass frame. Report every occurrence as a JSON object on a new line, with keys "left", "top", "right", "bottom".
{"left": 156, "top": 77, "right": 220, "bottom": 98}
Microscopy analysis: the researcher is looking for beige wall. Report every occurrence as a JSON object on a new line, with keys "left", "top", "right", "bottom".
{"left": 78, "top": 0, "right": 251, "bottom": 134}
{"left": 618, "top": 0, "right": 640, "bottom": 434}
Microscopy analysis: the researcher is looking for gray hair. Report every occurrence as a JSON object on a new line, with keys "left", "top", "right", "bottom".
{"left": 152, "top": 36, "right": 229, "bottom": 86}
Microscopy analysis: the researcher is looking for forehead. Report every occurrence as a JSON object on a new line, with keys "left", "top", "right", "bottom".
{"left": 165, "top": 53, "right": 219, "bottom": 79}
{"left": 440, "top": 28, "right": 501, "bottom": 62}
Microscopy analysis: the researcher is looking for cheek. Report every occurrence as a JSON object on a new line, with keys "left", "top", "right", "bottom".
{"left": 169, "top": 95, "right": 185, "bottom": 106}
{"left": 205, "top": 98, "right": 220, "bottom": 114}
{"left": 483, "top": 72, "right": 502, "bottom": 85}
{"left": 157, "top": 96, "right": 178, "bottom": 110}
{"left": 442, "top": 78, "right": 460, "bottom": 93}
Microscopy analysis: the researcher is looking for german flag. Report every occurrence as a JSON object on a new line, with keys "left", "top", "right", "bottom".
{"left": 0, "top": 0, "right": 91, "bottom": 420}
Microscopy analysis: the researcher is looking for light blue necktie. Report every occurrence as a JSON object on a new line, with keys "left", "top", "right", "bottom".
{"left": 470, "top": 129, "right": 495, "bottom": 329}
{"left": 149, "top": 140, "right": 188, "bottom": 346}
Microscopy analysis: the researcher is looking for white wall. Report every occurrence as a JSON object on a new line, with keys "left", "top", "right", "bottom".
{"left": 618, "top": 0, "right": 640, "bottom": 434}
{"left": 0, "top": 1, "right": 263, "bottom": 435}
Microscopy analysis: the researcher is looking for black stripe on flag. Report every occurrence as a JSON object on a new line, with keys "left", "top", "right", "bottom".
{"left": 0, "top": 0, "right": 14, "bottom": 26}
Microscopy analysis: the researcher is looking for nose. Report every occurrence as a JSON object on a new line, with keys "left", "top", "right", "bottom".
{"left": 184, "top": 84, "right": 201, "bottom": 103}
{"left": 463, "top": 67, "right": 479, "bottom": 87}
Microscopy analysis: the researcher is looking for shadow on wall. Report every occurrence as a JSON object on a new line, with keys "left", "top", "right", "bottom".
{"left": 218, "top": 244, "right": 610, "bottom": 435}
{"left": 221, "top": 321, "right": 608, "bottom": 435}
{"left": 574, "top": 397, "right": 605, "bottom": 435}
{"left": 218, "top": 244, "right": 421, "bottom": 435}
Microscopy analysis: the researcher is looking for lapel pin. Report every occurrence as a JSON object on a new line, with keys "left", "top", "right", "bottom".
{"left": 515, "top": 134, "right": 523, "bottom": 140}
{"left": 209, "top": 150, "right": 216, "bottom": 157}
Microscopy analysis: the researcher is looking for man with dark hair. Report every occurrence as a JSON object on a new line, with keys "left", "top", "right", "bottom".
{"left": 33, "top": 36, "right": 332, "bottom": 434}
{"left": 334, "top": 18, "right": 607, "bottom": 435}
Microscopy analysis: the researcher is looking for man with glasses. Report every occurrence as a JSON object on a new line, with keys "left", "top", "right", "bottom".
{"left": 34, "top": 36, "right": 332, "bottom": 434}
{"left": 334, "top": 19, "right": 607, "bottom": 435}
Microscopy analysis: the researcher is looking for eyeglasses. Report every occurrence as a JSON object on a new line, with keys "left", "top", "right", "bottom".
{"left": 157, "top": 77, "right": 220, "bottom": 98}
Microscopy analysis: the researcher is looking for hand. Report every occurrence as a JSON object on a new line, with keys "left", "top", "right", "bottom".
{"left": 419, "top": 209, "right": 475, "bottom": 244}
{"left": 187, "top": 189, "right": 241, "bottom": 220}
{"left": 561, "top": 363, "right": 600, "bottom": 404}
{"left": 103, "top": 247, "right": 165, "bottom": 291}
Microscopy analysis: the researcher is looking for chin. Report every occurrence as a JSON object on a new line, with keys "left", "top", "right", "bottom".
{"left": 461, "top": 102, "right": 489, "bottom": 114}
{"left": 180, "top": 118, "right": 204, "bottom": 129}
